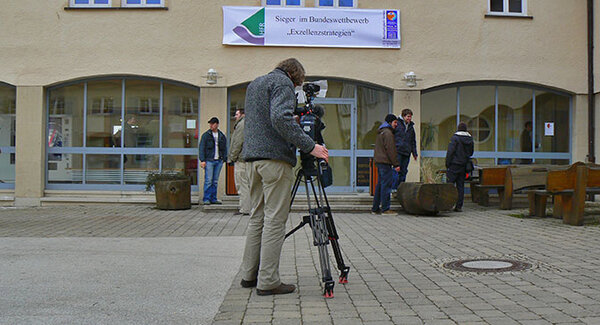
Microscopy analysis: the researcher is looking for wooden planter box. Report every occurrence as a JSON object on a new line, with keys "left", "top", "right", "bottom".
{"left": 154, "top": 179, "right": 191, "bottom": 210}
{"left": 396, "top": 182, "right": 458, "bottom": 215}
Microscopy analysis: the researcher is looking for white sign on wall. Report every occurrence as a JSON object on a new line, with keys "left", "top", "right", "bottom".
{"left": 544, "top": 122, "right": 554, "bottom": 136}
{"left": 223, "top": 6, "right": 400, "bottom": 49}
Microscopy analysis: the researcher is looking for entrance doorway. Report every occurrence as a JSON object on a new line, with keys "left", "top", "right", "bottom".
{"left": 227, "top": 79, "right": 392, "bottom": 194}
{"left": 314, "top": 97, "right": 375, "bottom": 193}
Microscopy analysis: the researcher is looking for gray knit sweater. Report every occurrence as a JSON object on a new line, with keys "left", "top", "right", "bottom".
{"left": 242, "top": 68, "right": 315, "bottom": 167}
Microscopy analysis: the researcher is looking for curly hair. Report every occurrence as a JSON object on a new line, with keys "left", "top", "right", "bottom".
{"left": 276, "top": 58, "right": 305, "bottom": 86}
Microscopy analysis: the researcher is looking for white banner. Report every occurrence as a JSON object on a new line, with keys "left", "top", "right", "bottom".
{"left": 223, "top": 6, "right": 400, "bottom": 49}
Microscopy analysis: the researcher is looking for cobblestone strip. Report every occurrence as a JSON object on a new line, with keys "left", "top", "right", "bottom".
{"left": 2, "top": 203, "right": 600, "bottom": 324}
{"left": 0, "top": 205, "right": 249, "bottom": 237}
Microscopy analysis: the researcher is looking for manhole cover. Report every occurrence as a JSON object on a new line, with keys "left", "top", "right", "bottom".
{"left": 443, "top": 258, "right": 532, "bottom": 273}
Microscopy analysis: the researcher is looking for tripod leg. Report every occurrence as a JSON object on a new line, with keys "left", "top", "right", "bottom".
{"left": 285, "top": 215, "right": 309, "bottom": 239}
{"left": 311, "top": 210, "right": 335, "bottom": 298}
{"left": 321, "top": 210, "right": 349, "bottom": 283}
{"left": 314, "top": 168, "right": 350, "bottom": 284}
{"left": 289, "top": 169, "right": 303, "bottom": 208}
{"left": 306, "top": 177, "right": 335, "bottom": 298}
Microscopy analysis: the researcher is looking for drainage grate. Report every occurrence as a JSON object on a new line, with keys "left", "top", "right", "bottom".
{"left": 443, "top": 258, "right": 532, "bottom": 273}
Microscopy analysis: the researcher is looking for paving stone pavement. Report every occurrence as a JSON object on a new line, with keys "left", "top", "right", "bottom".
{"left": 1, "top": 202, "right": 600, "bottom": 324}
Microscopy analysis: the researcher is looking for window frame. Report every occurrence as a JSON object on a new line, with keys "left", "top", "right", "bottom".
{"left": 262, "top": 0, "right": 305, "bottom": 7}
{"left": 0, "top": 82, "right": 16, "bottom": 189}
{"left": 69, "top": 0, "right": 112, "bottom": 8}
{"left": 420, "top": 81, "right": 572, "bottom": 165}
{"left": 315, "top": 0, "right": 357, "bottom": 8}
{"left": 121, "top": 0, "right": 165, "bottom": 8}
{"left": 45, "top": 77, "right": 200, "bottom": 191}
{"left": 487, "top": 0, "right": 527, "bottom": 16}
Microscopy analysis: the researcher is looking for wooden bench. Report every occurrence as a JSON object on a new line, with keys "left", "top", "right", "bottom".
{"left": 471, "top": 167, "right": 509, "bottom": 208}
{"left": 528, "top": 164, "right": 600, "bottom": 226}
{"left": 472, "top": 165, "right": 564, "bottom": 210}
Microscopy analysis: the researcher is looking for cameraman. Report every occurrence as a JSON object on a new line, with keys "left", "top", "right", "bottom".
{"left": 239, "top": 58, "right": 328, "bottom": 296}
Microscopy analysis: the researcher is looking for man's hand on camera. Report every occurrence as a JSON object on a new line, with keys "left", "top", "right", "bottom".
{"left": 310, "top": 144, "right": 329, "bottom": 163}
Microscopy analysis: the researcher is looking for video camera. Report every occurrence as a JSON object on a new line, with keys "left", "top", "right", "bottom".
{"left": 295, "top": 83, "right": 326, "bottom": 172}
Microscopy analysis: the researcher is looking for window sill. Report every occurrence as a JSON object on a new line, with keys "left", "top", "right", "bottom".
{"left": 485, "top": 13, "right": 532, "bottom": 19}
{"left": 65, "top": 6, "right": 168, "bottom": 10}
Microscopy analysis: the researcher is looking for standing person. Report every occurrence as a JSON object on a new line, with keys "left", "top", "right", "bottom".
{"left": 239, "top": 58, "right": 328, "bottom": 295}
{"left": 519, "top": 121, "right": 533, "bottom": 164}
{"left": 371, "top": 114, "right": 401, "bottom": 215}
{"left": 199, "top": 117, "right": 227, "bottom": 205}
{"left": 445, "top": 122, "right": 474, "bottom": 212}
{"left": 228, "top": 108, "right": 250, "bottom": 215}
{"left": 393, "top": 108, "right": 418, "bottom": 189}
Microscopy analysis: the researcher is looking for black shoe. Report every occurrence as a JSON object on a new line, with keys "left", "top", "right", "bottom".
{"left": 454, "top": 207, "right": 462, "bottom": 212}
{"left": 240, "top": 279, "right": 257, "bottom": 288}
{"left": 256, "top": 283, "right": 296, "bottom": 296}
{"left": 233, "top": 211, "right": 243, "bottom": 216}
{"left": 211, "top": 200, "right": 223, "bottom": 205}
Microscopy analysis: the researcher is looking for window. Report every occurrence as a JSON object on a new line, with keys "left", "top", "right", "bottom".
{"left": 316, "top": 0, "right": 357, "bottom": 8}
{"left": 70, "top": 0, "right": 111, "bottom": 7}
{"left": 421, "top": 83, "right": 571, "bottom": 166}
{"left": 47, "top": 78, "right": 200, "bottom": 190}
{"left": 262, "top": 0, "right": 304, "bottom": 6}
{"left": 122, "top": 0, "right": 164, "bottom": 7}
{"left": 0, "top": 83, "right": 16, "bottom": 187}
{"left": 488, "top": 0, "right": 526, "bottom": 16}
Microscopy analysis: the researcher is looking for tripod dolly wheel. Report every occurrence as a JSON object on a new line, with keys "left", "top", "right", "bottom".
{"left": 323, "top": 281, "right": 335, "bottom": 298}
{"left": 339, "top": 266, "right": 350, "bottom": 284}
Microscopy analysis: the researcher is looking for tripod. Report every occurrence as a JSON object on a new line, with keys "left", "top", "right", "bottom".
{"left": 285, "top": 161, "right": 350, "bottom": 298}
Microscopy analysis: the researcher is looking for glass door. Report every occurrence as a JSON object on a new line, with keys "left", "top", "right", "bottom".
{"left": 313, "top": 98, "right": 356, "bottom": 192}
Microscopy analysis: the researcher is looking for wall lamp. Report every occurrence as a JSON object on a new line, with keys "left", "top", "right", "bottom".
{"left": 203, "top": 68, "right": 221, "bottom": 85}
{"left": 402, "top": 71, "right": 422, "bottom": 88}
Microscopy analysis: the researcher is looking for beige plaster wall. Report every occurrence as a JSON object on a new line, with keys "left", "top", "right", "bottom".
{"left": 15, "top": 87, "right": 45, "bottom": 205}
{"left": 595, "top": 0, "right": 599, "bottom": 93}
{"left": 0, "top": 0, "right": 588, "bottom": 94}
{"left": 595, "top": 94, "right": 600, "bottom": 163}
{"left": 573, "top": 95, "right": 590, "bottom": 163}
{"left": 199, "top": 86, "right": 228, "bottom": 202}
{"left": 394, "top": 90, "right": 421, "bottom": 182}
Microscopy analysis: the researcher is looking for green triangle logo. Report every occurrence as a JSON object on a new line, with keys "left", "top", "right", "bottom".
{"left": 240, "top": 7, "right": 265, "bottom": 37}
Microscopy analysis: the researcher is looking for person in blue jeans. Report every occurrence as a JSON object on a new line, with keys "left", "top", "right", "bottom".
{"left": 199, "top": 117, "right": 227, "bottom": 205}
{"left": 372, "top": 114, "right": 401, "bottom": 215}
{"left": 392, "top": 108, "right": 418, "bottom": 190}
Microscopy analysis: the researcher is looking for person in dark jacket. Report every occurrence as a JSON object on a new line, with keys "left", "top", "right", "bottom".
{"left": 393, "top": 108, "right": 418, "bottom": 189}
{"left": 372, "top": 114, "right": 401, "bottom": 215}
{"left": 445, "top": 122, "right": 474, "bottom": 212}
{"left": 199, "top": 117, "right": 227, "bottom": 205}
{"left": 519, "top": 121, "right": 533, "bottom": 164}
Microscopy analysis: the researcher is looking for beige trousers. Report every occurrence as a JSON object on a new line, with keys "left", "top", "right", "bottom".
{"left": 240, "top": 160, "right": 293, "bottom": 290}
{"left": 234, "top": 162, "right": 251, "bottom": 214}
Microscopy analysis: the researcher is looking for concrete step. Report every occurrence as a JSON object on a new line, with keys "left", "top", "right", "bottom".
{"left": 203, "top": 193, "right": 398, "bottom": 213}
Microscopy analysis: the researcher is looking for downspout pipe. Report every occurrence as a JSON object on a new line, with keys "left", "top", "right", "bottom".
{"left": 588, "top": 0, "right": 596, "bottom": 163}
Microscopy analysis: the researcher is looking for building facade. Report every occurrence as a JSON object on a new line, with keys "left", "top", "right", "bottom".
{"left": 0, "top": 0, "right": 598, "bottom": 205}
